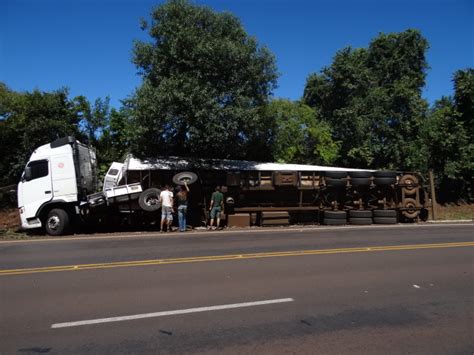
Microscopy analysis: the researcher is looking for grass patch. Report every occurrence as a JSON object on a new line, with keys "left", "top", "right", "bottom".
{"left": 0, "top": 228, "right": 29, "bottom": 240}
{"left": 435, "top": 203, "right": 473, "bottom": 221}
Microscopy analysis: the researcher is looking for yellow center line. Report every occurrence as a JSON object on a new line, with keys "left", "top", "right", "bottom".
{"left": 1, "top": 241, "right": 473, "bottom": 276}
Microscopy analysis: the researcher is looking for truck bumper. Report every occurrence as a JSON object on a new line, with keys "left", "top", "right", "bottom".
{"left": 19, "top": 211, "right": 42, "bottom": 230}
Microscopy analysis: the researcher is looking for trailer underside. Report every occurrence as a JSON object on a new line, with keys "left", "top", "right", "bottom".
{"left": 90, "top": 158, "right": 429, "bottom": 228}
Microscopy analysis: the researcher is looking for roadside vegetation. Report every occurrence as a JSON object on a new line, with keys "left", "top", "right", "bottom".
{"left": 1, "top": 203, "right": 472, "bottom": 240}
{"left": 1, "top": 0, "right": 472, "bottom": 227}
{"left": 436, "top": 203, "right": 474, "bottom": 221}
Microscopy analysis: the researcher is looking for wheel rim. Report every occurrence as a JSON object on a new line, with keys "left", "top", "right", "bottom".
{"left": 401, "top": 174, "right": 418, "bottom": 195}
{"left": 404, "top": 177, "right": 415, "bottom": 191}
{"left": 173, "top": 172, "right": 198, "bottom": 186}
{"left": 145, "top": 196, "right": 159, "bottom": 206}
{"left": 402, "top": 199, "right": 419, "bottom": 219}
{"left": 47, "top": 216, "right": 60, "bottom": 231}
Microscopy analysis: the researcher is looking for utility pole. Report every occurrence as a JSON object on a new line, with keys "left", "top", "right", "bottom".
{"left": 428, "top": 170, "right": 438, "bottom": 220}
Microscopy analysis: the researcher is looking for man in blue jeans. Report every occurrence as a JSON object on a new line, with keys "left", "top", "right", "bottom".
{"left": 208, "top": 186, "right": 224, "bottom": 230}
{"left": 176, "top": 181, "right": 189, "bottom": 232}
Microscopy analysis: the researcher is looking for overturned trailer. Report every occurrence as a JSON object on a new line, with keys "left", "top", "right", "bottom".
{"left": 17, "top": 137, "right": 430, "bottom": 235}
{"left": 105, "top": 155, "right": 428, "bottom": 227}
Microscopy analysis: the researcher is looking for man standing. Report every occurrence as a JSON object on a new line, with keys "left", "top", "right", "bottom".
{"left": 160, "top": 185, "right": 174, "bottom": 232}
{"left": 208, "top": 186, "right": 224, "bottom": 230}
{"left": 176, "top": 181, "right": 190, "bottom": 232}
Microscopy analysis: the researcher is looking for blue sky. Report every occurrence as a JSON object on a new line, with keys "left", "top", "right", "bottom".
{"left": 1, "top": 0, "right": 473, "bottom": 108}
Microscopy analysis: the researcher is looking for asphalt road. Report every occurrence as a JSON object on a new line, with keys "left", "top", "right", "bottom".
{"left": 1, "top": 223, "right": 473, "bottom": 354}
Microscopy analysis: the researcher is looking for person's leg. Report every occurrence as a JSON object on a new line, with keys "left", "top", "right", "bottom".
{"left": 178, "top": 207, "right": 183, "bottom": 231}
{"left": 178, "top": 206, "right": 185, "bottom": 232}
{"left": 166, "top": 207, "right": 173, "bottom": 231}
{"left": 160, "top": 213, "right": 165, "bottom": 232}
{"left": 209, "top": 207, "right": 215, "bottom": 229}
{"left": 182, "top": 206, "right": 187, "bottom": 231}
{"left": 214, "top": 207, "right": 221, "bottom": 229}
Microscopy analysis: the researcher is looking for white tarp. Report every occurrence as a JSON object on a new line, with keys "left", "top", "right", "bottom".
{"left": 124, "top": 155, "right": 372, "bottom": 172}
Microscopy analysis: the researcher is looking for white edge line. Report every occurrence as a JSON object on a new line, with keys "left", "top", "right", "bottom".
{"left": 51, "top": 298, "right": 294, "bottom": 329}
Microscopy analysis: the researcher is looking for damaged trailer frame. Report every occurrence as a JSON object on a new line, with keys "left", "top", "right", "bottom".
{"left": 104, "top": 155, "right": 428, "bottom": 228}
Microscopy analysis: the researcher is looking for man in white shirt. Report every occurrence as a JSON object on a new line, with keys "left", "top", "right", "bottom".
{"left": 160, "top": 185, "right": 174, "bottom": 232}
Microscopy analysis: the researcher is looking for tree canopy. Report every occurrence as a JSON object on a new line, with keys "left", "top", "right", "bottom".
{"left": 265, "top": 99, "right": 339, "bottom": 165}
{"left": 0, "top": 84, "right": 82, "bottom": 186}
{"left": 128, "top": 0, "right": 278, "bottom": 159}
{"left": 422, "top": 69, "right": 473, "bottom": 201}
{"left": 0, "top": 84, "right": 130, "bottom": 186}
{"left": 304, "top": 29, "right": 429, "bottom": 171}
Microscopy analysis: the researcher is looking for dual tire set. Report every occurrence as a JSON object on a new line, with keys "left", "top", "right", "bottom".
{"left": 323, "top": 209, "right": 398, "bottom": 225}
{"left": 324, "top": 170, "right": 397, "bottom": 187}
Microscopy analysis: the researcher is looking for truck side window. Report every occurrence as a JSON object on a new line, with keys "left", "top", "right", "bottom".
{"left": 27, "top": 160, "right": 49, "bottom": 180}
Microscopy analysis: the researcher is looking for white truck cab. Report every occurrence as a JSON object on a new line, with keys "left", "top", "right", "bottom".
{"left": 17, "top": 137, "right": 97, "bottom": 235}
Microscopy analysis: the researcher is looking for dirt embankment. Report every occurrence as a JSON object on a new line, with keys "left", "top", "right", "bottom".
{"left": 0, "top": 208, "right": 20, "bottom": 231}
{"left": 0, "top": 204, "right": 471, "bottom": 237}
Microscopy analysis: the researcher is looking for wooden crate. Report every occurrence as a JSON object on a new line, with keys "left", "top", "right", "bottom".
{"left": 227, "top": 213, "right": 250, "bottom": 227}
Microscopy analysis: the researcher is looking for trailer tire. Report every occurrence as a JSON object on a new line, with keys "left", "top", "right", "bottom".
{"left": 45, "top": 208, "right": 70, "bottom": 236}
{"left": 350, "top": 178, "right": 371, "bottom": 186}
{"left": 373, "top": 217, "right": 397, "bottom": 224}
{"left": 373, "top": 171, "right": 397, "bottom": 178}
{"left": 402, "top": 198, "right": 419, "bottom": 219}
{"left": 138, "top": 188, "right": 162, "bottom": 212}
{"left": 172, "top": 172, "right": 198, "bottom": 186}
{"left": 349, "top": 171, "right": 372, "bottom": 178}
{"left": 374, "top": 177, "right": 396, "bottom": 186}
{"left": 349, "top": 217, "right": 372, "bottom": 225}
{"left": 325, "top": 178, "right": 347, "bottom": 188}
{"left": 324, "top": 211, "right": 347, "bottom": 219}
{"left": 349, "top": 210, "right": 372, "bottom": 218}
{"left": 323, "top": 218, "right": 346, "bottom": 225}
{"left": 373, "top": 209, "right": 397, "bottom": 218}
{"left": 324, "top": 171, "right": 348, "bottom": 179}
{"left": 400, "top": 174, "right": 419, "bottom": 195}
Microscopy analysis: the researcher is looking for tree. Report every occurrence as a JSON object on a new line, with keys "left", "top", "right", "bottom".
{"left": 0, "top": 83, "right": 83, "bottom": 186}
{"left": 129, "top": 0, "right": 278, "bottom": 159}
{"left": 73, "top": 96, "right": 131, "bottom": 176}
{"left": 96, "top": 106, "right": 133, "bottom": 173}
{"left": 422, "top": 69, "right": 473, "bottom": 201}
{"left": 73, "top": 96, "right": 111, "bottom": 146}
{"left": 265, "top": 99, "right": 339, "bottom": 164}
{"left": 0, "top": 83, "right": 127, "bottom": 189}
{"left": 453, "top": 68, "right": 474, "bottom": 138}
{"left": 303, "top": 30, "right": 429, "bottom": 171}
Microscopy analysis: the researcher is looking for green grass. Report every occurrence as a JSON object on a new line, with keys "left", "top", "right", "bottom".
{"left": 0, "top": 228, "right": 29, "bottom": 240}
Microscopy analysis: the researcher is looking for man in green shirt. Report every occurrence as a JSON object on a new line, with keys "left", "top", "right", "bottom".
{"left": 208, "top": 186, "right": 224, "bottom": 230}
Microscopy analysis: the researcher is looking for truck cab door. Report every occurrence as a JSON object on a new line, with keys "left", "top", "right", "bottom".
{"left": 19, "top": 159, "right": 53, "bottom": 220}
{"left": 103, "top": 162, "right": 124, "bottom": 191}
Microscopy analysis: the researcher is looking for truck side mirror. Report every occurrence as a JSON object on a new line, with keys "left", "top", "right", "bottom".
{"left": 24, "top": 167, "right": 33, "bottom": 181}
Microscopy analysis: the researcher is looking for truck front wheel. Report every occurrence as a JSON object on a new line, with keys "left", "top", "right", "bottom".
{"left": 45, "top": 208, "right": 70, "bottom": 236}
